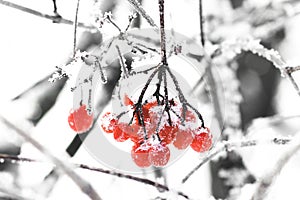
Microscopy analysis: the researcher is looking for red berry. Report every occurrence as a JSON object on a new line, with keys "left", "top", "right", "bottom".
{"left": 159, "top": 125, "right": 178, "bottom": 145}
{"left": 100, "top": 112, "right": 117, "bottom": 133}
{"left": 190, "top": 127, "right": 212, "bottom": 152}
{"left": 118, "top": 122, "right": 141, "bottom": 142}
{"left": 131, "top": 143, "right": 151, "bottom": 168}
{"left": 113, "top": 125, "right": 129, "bottom": 142}
{"left": 181, "top": 109, "right": 196, "bottom": 123}
{"left": 173, "top": 128, "right": 194, "bottom": 149}
{"left": 141, "top": 101, "right": 157, "bottom": 121}
{"left": 68, "top": 104, "right": 93, "bottom": 133}
{"left": 149, "top": 144, "right": 170, "bottom": 167}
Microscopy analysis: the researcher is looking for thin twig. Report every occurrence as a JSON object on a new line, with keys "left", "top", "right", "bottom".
{"left": 158, "top": 0, "right": 168, "bottom": 65}
{"left": 106, "top": 15, "right": 122, "bottom": 32}
{"left": 0, "top": 115, "right": 102, "bottom": 200}
{"left": 204, "top": 60, "right": 224, "bottom": 131}
{"left": 0, "top": 153, "right": 191, "bottom": 200}
{"left": 199, "top": 0, "right": 205, "bottom": 47}
{"left": 73, "top": 0, "right": 81, "bottom": 58}
{"left": 127, "top": 0, "right": 158, "bottom": 29}
{"left": 116, "top": 45, "right": 129, "bottom": 78}
{"left": 251, "top": 133, "right": 300, "bottom": 200}
{"left": 285, "top": 66, "right": 300, "bottom": 74}
{"left": 0, "top": 0, "right": 93, "bottom": 29}
{"left": 182, "top": 137, "right": 291, "bottom": 184}
{"left": 182, "top": 114, "right": 300, "bottom": 183}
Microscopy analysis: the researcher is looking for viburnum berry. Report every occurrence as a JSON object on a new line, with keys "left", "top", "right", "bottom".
{"left": 68, "top": 104, "right": 93, "bottom": 133}
{"left": 173, "top": 128, "right": 194, "bottom": 149}
{"left": 181, "top": 108, "right": 196, "bottom": 123}
{"left": 118, "top": 122, "right": 141, "bottom": 142}
{"left": 113, "top": 125, "right": 130, "bottom": 142}
{"left": 159, "top": 124, "right": 178, "bottom": 146}
{"left": 149, "top": 144, "right": 170, "bottom": 167}
{"left": 131, "top": 143, "right": 151, "bottom": 168}
{"left": 190, "top": 127, "right": 212, "bottom": 152}
{"left": 100, "top": 112, "right": 117, "bottom": 133}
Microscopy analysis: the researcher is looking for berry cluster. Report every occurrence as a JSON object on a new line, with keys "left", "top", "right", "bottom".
{"left": 100, "top": 95, "right": 212, "bottom": 168}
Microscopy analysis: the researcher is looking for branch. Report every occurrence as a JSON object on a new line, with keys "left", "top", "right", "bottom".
{"left": 73, "top": 0, "right": 81, "bottom": 58}
{"left": 199, "top": 0, "right": 205, "bottom": 47}
{"left": 221, "top": 37, "right": 300, "bottom": 97}
{"left": 182, "top": 137, "right": 291, "bottom": 184}
{"left": 285, "top": 65, "right": 300, "bottom": 74}
{"left": 251, "top": 132, "right": 300, "bottom": 200}
{"left": 0, "top": 0, "right": 93, "bottom": 29}
{"left": 127, "top": 0, "right": 158, "bottom": 29}
{"left": 182, "top": 114, "right": 300, "bottom": 183}
{"left": 0, "top": 154, "right": 191, "bottom": 200}
{"left": 0, "top": 115, "right": 102, "bottom": 200}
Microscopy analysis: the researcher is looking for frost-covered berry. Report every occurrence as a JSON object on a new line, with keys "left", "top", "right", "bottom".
{"left": 149, "top": 144, "right": 170, "bottom": 167}
{"left": 159, "top": 124, "right": 178, "bottom": 146}
{"left": 190, "top": 127, "right": 212, "bottom": 152}
{"left": 68, "top": 104, "right": 93, "bottom": 133}
{"left": 100, "top": 112, "right": 117, "bottom": 133}
{"left": 113, "top": 125, "right": 130, "bottom": 142}
{"left": 173, "top": 128, "right": 194, "bottom": 149}
{"left": 131, "top": 143, "right": 151, "bottom": 168}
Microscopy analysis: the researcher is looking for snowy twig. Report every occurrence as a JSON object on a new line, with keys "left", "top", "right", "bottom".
{"left": 285, "top": 65, "right": 300, "bottom": 74}
{"left": 251, "top": 133, "right": 300, "bottom": 200}
{"left": 221, "top": 38, "right": 300, "bottom": 97}
{"left": 0, "top": 115, "right": 102, "bottom": 200}
{"left": 182, "top": 114, "right": 300, "bottom": 183}
{"left": 116, "top": 45, "right": 129, "bottom": 78}
{"left": 0, "top": 0, "right": 93, "bottom": 29}
{"left": 182, "top": 137, "right": 291, "bottom": 184}
{"left": 0, "top": 154, "right": 191, "bottom": 200}
{"left": 73, "top": 0, "right": 81, "bottom": 58}
{"left": 127, "top": 0, "right": 158, "bottom": 29}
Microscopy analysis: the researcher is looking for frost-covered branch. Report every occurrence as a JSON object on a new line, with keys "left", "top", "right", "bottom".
{"left": 0, "top": 0, "right": 93, "bottom": 29}
{"left": 0, "top": 153, "right": 191, "bottom": 200}
{"left": 182, "top": 137, "right": 291, "bottom": 184}
{"left": 127, "top": 0, "right": 158, "bottom": 29}
{"left": 183, "top": 114, "right": 300, "bottom": 183}
{"left": 73, "top": 0, "right": 81, "bottom": 58}
{"left": 0, "top": 115, "right": 102, "bottom": 200}
{"left": 251, "top": 132, "right": 300, "bottom": 200}
{"left": 220, "top": 37, "right": 300, "bottom": 97}
{"left": 285, "top": 65, "right": 300, "bottom": 74}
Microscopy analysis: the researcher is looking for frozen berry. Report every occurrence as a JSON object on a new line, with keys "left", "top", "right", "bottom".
{"left": 131, "top": 144, "right": 151, "bottom": 168}
{"left": 181, "top": 109, "right": 196, "bottom": 123}
{"left": 68, "top": 104, "right": 93, "bottom": 133}
{"left": 100, "top": 112, "right": 117, "bottom": 133}
{"left": 190, "top": 127, "right": 212, "bottom": 152}
{"left": 173, "top": 128, "right": 194, "bottom": 149}
{"left": 159, "top": 125, "right": 178, "bottom": 145}
{"left": 149, "top": 144, "right": 170, "bottom": 167}
{"left": 113, "top": 125, "right": 130, "bottom": 142}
